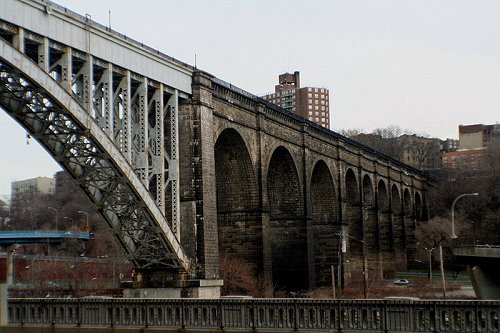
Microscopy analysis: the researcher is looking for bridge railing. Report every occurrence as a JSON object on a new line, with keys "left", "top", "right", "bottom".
{"left": 7, "top": 298, "right": 500, "bottom": 332}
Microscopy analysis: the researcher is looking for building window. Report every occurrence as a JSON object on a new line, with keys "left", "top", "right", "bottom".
{"left": 308, "top": 93, "right": 312, "bottom": 98}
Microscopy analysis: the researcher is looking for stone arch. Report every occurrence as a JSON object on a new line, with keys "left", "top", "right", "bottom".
{"left": 403, "top": 188, "right": 416, "bottom": 268}
{"left": 362, "top": 175, "right": 378, "bottom": 273}
{"left": 215, "top": 128, "right": 261, "bottom": 271}
{"left": 415, "top": 192, "right": 423, "bottom": 220}
{"left": 377, "top": 180, "right": 389, "bottom": 213}
{"left": 310, "top": 160, "right": 339, "bottom": 287}
{"left": 267, "top": 146, "right": 306, "bottom": 290}
{"left": 391, "top": 185, "right": 402, "bottom": 215}
{"left": 345, "top": 168, "right": 359, "bottom": 204}
{"left": 362, "top": 175, "right": 375, "bottom": 208}
{"left": 391, "top": 184, "right": 405, "bottom": 270}
{"left": 344, "top": 168, "right": 363, "bottom": 274}
{"left": 377, "top": 181, "right": 391, "bottom": 249}
{"left": 403, "top": 188, "right": 412, "bottom": 217}
{"left": 311, "top": 160, "right": 339, "bottom": 224}
{"left": 377, "top": 180, "right": 393, "bottom": 278}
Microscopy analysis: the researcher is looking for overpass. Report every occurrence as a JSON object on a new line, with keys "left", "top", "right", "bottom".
{"left": 0, "top": 230, "right": 91, "bottom": 246}
{"left": 0, "top": 230, "right": 91, "bottom": 286}
{"left": 0, "top": 0, "right": 428, "bottom": 294}
{"left": 454, "top": 245, "right": 500, "bottom": 300}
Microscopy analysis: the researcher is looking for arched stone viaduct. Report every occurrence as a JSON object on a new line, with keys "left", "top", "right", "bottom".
{"left": 179, "top": 72, "right": 428, "bottom": 291}
{"left": 0, "top": 0, "right": 427, "bottom": 291}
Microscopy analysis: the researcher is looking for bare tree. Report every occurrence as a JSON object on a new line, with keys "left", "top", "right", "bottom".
{"left": 400, "top": 135, "right": 441, "bottom": 169}
{"left": 0, "top": 198, "right": 8, "bottom": 228}
{"left": 219, "top": 254, "right": 258, "bottom": 296}
{"left": 9, "top": 190, "right": 53, "bottom": 230}
{"left": 426, "top": 135, "right": 500, "bottom": 245}
{"left": 343, "top": 125, "right": 413, "bottom": 161}
{"left": 338, "top": 128, "right": 364, "bottom": 138}
{"left": 372, "top": 125, "right": 407, "bottom": 139}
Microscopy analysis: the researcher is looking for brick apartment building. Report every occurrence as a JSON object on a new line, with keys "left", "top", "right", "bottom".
{"left": 261, "top": 71, "right": 330, "bottom": 128}
{"left": 442, "top": 123, "right": 499, "bottom": 171}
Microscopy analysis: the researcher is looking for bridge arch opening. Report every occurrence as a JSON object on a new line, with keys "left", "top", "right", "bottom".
{"left": 415, "top": 192, "right": 423, "bottom": 221}
{"left": 310, "top": 160, "right": 339, "bottom": 287}
{"left": 362, "top": 175, "right": 378, "bottom": 274}
{"left": 377, "top": 181, "right": 390, "bottom": 213}
{"left": 214, "top": 128, "right": 262, "bottom": 280}
{"left": 267, "top": 146, "right": 306, "bottom": 290}
{"left": 403, "top": 188, "right": 417, "bottom": 267}
{"left": 344, "top": 168, "right": 363, "bottom": 283}
{"left": 403, "top": 189, "right": 413, "bottom": 217}
{"left": 391, "top": 185, "right": 402, "bottom": 215}
{"left": 391, "top": 184, "right": 405, "bottom": 270}
{"left": 362, "top": 175, "right": 375, "bottom": 208}
{"left": 377, "top": 180, "right": 394, "bottom": 278}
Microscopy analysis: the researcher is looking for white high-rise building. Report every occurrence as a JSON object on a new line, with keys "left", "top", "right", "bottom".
{"left": 11, "top": 176, "right": 55, "bottom": 197}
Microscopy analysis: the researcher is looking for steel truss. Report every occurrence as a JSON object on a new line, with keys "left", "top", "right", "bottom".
{"left": 0, "top": 29, "right": 189, "bottom": 275}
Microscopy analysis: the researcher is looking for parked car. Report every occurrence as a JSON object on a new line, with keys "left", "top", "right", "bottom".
{"left": 393, "top": 279, "right": 410, "bottom": 285}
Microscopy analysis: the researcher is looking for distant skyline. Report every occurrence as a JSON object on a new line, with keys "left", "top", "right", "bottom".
{"left": 1, "top": 0, "right": 499, "bottom": 197}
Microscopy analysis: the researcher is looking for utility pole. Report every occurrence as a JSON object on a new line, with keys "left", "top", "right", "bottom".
{"left": 439, "top": 241, "right": 446, "bottom": 298}
{"left": 331, "top": 265, "right": 336, "bottom": 299}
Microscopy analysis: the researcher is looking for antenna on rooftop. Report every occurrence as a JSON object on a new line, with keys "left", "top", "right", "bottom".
{"left": 108, "top": 10, "right": 111, "bottom": 29}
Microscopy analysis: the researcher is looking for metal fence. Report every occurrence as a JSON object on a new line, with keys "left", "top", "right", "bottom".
{"left": 8, "top": 298, "right": 500, "bottom": 332}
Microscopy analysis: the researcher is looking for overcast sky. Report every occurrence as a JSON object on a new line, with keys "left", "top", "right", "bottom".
{"left": 1, "top": 0, "right": 499, "bottom": 197}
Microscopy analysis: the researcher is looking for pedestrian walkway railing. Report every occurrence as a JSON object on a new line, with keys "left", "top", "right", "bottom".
{"left": 7, "top": 298, "right": 500, "bottom": 332}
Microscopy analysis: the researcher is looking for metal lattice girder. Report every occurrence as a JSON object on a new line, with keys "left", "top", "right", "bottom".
{"left": 0, "top": 39, "right": 191, "bottom": 273}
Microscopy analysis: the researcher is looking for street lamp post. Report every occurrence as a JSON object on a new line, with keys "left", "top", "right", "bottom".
{"left": 327, "top": 231, "right": 346, "bottom": 299}
{"left": 451, "top": 193, "right": 478, "bottom": 239}
{"left": 417, "top": 243, "right": 435, "bottom": 282}
{"left": 426, "top": 246, "right": 434, "bottom": 283}
{"left": 78, "top": 210, "right": 89, "bottom": 230}
{"left": 439, "top": 192, "right": 478, "bottom": 299}
{"left": 63, "top": 216, "right": 73, "bottom": 229}
{"left": 47, "top": 206, "right": 58, "bottom": 230}
{"left": 439, "top": 241, "right": 447, "bottom": 298}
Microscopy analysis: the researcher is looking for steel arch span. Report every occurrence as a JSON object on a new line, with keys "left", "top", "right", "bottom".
{"left": 0, "top": 40, "right": 191, "bottom": 276}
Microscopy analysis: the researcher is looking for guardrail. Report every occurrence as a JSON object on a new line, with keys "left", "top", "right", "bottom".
{"left": 7, "top": 298, "right": 500, "bottom": 332}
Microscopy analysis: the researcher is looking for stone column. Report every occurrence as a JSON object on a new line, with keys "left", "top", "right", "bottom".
{"left": 187, "top": 70, "right": 219, "bottom": 279}
{"left": 256, "top": 109, "right": 273, "bottom": 297}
